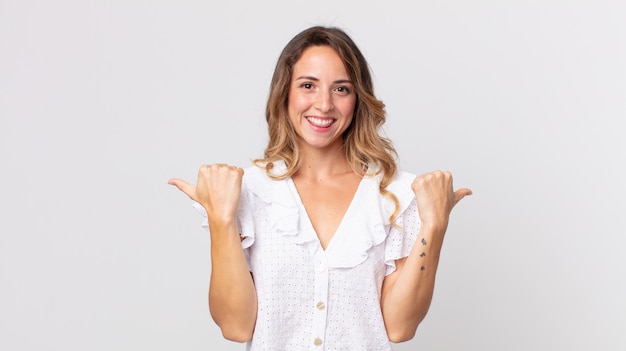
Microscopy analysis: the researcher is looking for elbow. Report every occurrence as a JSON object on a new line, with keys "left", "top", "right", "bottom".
{"left": 387, "top": 325, "right": 418, "bottom": 343}
{"left": 388, "top": 330, "right": 416, "bottom": 343}
{"left": 383, "top": 306, "right": 427, "bottom": 343}
{"left": 212, "top": 311, "right": 255, "bottom": 343}
{"left": 209, "top": 297, "right": 257, "bottom": 343}
{"left": 219, "top": 326, "right": 254, "bottom": 343}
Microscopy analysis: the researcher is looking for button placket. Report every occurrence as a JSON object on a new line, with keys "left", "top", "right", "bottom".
{"left": 311, "top": 249, "right": 329, "bottom": 349}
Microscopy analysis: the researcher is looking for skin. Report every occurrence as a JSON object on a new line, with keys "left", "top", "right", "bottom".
{"left": 168, "top": 45, "right": 472, "bottom": 343}
{"left": 382, "top": 170, "right": 471, "bottom": 341}
{"left": 168, "top": 164, "right": 257, "bottom": 342}
{"left": 287, "top": 46, "right": 361, "bottom": 249}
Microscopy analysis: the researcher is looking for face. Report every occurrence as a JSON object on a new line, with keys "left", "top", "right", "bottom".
{"left": 287, "top": 45, "right": 356, "bottom": 152}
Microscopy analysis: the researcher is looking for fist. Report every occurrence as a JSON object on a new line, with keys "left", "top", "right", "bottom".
{"left": 411, "top": 170, "right": 472, "bottom": 231}
{"left": 168, "top": 163, "right": 244, "bottom": 223}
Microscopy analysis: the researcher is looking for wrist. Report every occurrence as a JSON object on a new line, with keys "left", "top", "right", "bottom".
{"left": 419, "top": 220, "right": 448, "bottom": 236}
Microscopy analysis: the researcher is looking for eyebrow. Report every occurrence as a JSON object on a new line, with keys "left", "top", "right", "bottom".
{"left": 295, "top": 76, "right": 353, "bottom": 84}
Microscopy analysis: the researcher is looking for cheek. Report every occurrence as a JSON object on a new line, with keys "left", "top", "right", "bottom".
{"left": 288, "top": 91, "right": 308, "bottom": 113}
{"left": 338, "top": 97, "right": 357, "bottom": 118}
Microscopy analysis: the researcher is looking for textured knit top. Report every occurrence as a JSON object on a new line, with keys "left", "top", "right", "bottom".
{"left": 193, "top": 160, "right": 420, "bottom": 351}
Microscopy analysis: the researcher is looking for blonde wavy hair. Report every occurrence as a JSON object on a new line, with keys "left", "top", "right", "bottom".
{"left": 253, "top": 26, "right": 401, "bottom": 223}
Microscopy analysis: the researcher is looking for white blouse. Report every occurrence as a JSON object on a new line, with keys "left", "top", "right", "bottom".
{"left": 193, "top": 161, "right": 420, "bottom": 351}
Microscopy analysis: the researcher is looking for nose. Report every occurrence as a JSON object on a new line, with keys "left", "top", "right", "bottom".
{"left": 317, "top": 90, "right": 334, "bottom": 112}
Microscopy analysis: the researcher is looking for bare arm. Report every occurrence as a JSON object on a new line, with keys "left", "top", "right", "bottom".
{"left": 381, "top": 170, "right": 471, "bottom": 342}
{"left": 169, "top": 164, "right": 257, "bottom": 342}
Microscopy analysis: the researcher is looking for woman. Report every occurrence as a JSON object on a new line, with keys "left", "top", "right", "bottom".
{"left": 168, "top": 25, "right": 471, "bottom": 350}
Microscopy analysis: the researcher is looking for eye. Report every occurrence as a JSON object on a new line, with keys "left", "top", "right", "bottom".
{"left": 335, "top": 86, "right": 352, "bottom": 95}
{"left": 300, "top": 82, "right": 314, "bottom": 89}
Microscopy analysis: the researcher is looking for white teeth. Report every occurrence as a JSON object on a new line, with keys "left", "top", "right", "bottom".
{"left": 307, "top": 117, "right": 333, "bottom": 127}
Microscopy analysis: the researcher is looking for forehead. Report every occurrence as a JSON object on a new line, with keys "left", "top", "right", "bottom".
{"left": 293, "top": 46, "right": 349, "bottom": 77}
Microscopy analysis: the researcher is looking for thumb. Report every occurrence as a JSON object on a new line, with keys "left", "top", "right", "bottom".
{"left": 167, "top": 178, "right": 197, "bottom": 200}
{"left": 453, "top": 187, "right": 473, "bottom": 206}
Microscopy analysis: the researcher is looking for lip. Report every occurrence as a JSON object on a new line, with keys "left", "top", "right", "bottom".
{"left": 305, "top": 116, "right": 335, "bottom": 131}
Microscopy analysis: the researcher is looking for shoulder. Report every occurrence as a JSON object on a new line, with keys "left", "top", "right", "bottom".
{"left": 383, "top": 169, "right": 418, "bottom": 218}
{"left": 242, "top": 161, "right": 287, "bottom": 185}
{"left": 241, "top": 161, "right": 289, "bottom": 203}
{"left": 367, "top": 163, "right": 415, "bottom": 187}
{"left": 368, "top": 165, "right": 416, "bottom": 198}
{"left": 388, "top": 170, "right": 417, "bottom": 191}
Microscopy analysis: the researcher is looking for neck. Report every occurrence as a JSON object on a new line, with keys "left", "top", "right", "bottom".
{"left": 296, "top": 144, "right": 353, "bottom": 180}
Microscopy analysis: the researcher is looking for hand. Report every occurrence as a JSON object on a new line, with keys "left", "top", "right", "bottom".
{"left": 411, "top": 170, "right": 472, "bottom": 233}
{"left": 168, "top": 164, "right": 244, "bottom": 223}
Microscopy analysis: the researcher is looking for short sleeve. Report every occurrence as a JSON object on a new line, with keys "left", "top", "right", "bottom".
{"left": 190, "top": 175, "right": 257, "bottom": 270}
{"left": 385, "top": 173, "right": 420, "bottom": 275}
{"left": 191, "top": 201, "right": 209, "bottom": 229}
{"left": 237, "top": 179, "right": 256, "bottom": 250}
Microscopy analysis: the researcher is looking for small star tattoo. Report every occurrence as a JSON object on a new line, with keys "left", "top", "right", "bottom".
{"left": 421, "top": 238, "right": 427, "bottom": 246}
{"left": 420, "top": 252, "right": 426, "bottom": 257}
{"left": 420, "top": 266, "right": 426, "bottom": 271}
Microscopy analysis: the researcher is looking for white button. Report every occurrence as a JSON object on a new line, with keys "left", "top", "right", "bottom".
{"left": 313, "top": 337, "right": 323, "bottom": 346}
{"left": 316, "top": 263, "right": 326, "bottom": 272}
{"left": 316, "top": 301, "right": 326, "bottom": 310}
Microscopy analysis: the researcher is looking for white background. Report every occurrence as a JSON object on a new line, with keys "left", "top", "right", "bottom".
{"left": 1, "top": 1, "right": 625, "bottom": 350}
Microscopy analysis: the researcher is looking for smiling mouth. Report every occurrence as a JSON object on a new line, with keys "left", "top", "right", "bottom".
{"left": 306, "top": 116, "right": 335, "bottom": 128}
